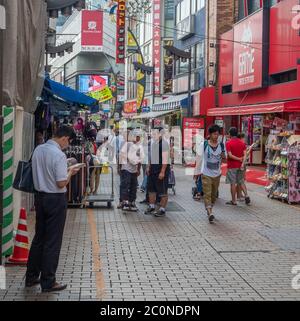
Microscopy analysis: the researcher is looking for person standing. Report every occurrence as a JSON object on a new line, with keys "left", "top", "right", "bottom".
{"left": 226, "top": 127, "right": 250, "bottom": 206}
{"left": 144, "top": 128, "right": 170, "bottom": 217}
{"left": 25, "top": 125, "right": 80, "bottom": 292}
{"left": 194, "top": 125, "right": 225, "bottom": 222}
{"left": 119, "top": 130, "right": 144, "bottom": 211}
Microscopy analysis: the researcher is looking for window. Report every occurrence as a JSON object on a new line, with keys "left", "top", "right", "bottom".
{"left": 181, "top": 0, "right": 191, "bottom": 20}
{"left": 176, "top": 3, "right": 181, "bottom": 25}
{"left": 144, "top": 10, "right": 152, "bottom": 43}
{"left": 191, "top": 0, "right": 197, "bottom": 14}
{"left": 238, "top": 0, "right": 246, "bottom": 20}
{"left": 270, "top": 69, "right": 297, "bottom": 85}
{"left": 247, "top": 0, "right": 261, "bottom": 15}
{"left": 199, "top": 0, "right": 205, "bottom": 10}
{"left": 222, "top": 85, "right": 232, "bottom": 94}
{"left": 196, "top": 42, "right": 204, "bottom": 68}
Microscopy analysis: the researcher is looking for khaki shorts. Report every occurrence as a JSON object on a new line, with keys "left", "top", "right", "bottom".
{"left": 226, "top": 168, "right": 245, "bottom": 185}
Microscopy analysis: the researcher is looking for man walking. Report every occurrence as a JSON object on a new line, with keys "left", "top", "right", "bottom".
{"left": 195, "top": 125, "right": 225, "bottom": 222}
{"left": 144, "top": 128, "right": 170, "bottom": 217}
{"left": 25, "top": 125, "right": 79, "bottom": 292}
{"left": 226, "top": 127, "right": 250, "bottom": 206}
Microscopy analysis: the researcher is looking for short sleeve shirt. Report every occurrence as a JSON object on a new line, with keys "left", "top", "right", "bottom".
{"left": 150, "top": 138, "right": 170, "bottom": 174}
{"left": 226, "top": 138, "right": 246, "bottom": 169}
{"left": 32, "top": 140, "right": 68, "bottom": 193}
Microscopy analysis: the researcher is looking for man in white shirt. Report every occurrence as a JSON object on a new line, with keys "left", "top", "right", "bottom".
{"left": 26, "top": 125, "right": 80, "bottom": 293}
{"left": 119, "top": 129, "right": 144, "bottom": 212}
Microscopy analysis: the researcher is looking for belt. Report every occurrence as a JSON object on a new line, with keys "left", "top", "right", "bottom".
{"left": 35, "top": 191, "right": 66, "bottom": 196}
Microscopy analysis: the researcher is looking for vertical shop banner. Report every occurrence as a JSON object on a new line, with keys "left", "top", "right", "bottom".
{"left": 81, "top": 10, "right": 104, "bottom": 52}
{"left": 153, "top": 0, "right": 161, "bottom": 96}
{"left": 116, "top": 0, "right": 126, "bottom": 64}
{"left": 232, "top": 10, "right": 264, "bottom": 92}
{"left": 126, "top": 29, "right": 146, "bottom": 113}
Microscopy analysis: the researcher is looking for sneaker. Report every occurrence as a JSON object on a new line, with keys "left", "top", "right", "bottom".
{"left": 208, "top": 214, "right": 215, "bottom": 223}
{"left": 154, "top": 209, "right": 166, "bottom": 217}
{"left": 129, "top": 202, "right": 138, "bottom": 212}
{"left": 245, "top": 196, "right": 251, "bottom": 205}
{"left": 122, "top": 202, "right": 130, "bottom": 211}
{"left": 144, "top": 206, "right": 155, "bottom": 215}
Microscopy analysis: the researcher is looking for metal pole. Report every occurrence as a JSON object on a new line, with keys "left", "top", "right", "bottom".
{"left": 187, "top": 48, "right": 192, "bottom": 118}
{"left": 0, "top": 9, "right": 4, "bottom": 265}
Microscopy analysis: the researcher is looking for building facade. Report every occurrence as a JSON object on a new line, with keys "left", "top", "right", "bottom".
{"left": 50, "top": 5, "right": 125, "bottom": 120}
{"left": 211, "top": 0, "right": 300, "bottom": 164}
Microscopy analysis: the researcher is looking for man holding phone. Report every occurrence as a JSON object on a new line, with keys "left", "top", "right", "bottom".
{"left": 25, "top": 125, "right": 80, "bottom": 293}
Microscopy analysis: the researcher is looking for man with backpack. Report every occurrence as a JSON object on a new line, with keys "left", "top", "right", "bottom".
{"left": 195, "top": 125, "right": 226, "bottom": 223}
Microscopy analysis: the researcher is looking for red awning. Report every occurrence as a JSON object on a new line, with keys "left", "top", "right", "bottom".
{"left": 207, "top": 101, "right": 300, "bottom": 116}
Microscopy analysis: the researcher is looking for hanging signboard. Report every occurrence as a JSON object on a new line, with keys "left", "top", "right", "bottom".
{"left": 81, "top": 10, "right": 104, "bottom": 52}
{"left": 88, "top": 86, "right": 113, "bottom": 102}
{"left": 153, "top": 0, "right": 161, "bottom": 96}
{"left": 116, "top": 0, "right": 126, "bottom": 64}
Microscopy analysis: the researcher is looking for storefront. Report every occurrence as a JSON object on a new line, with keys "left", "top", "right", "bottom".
{"left": 213, "top": 0, "right": 300, "bottom": 166}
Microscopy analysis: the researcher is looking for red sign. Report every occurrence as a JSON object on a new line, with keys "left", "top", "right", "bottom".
{"left": 232, "top": 10, "right": 263, "bottom": 92}
{"left": 81, "top": 10, "right": 103, "bottom": 52}
{"left": 116, "top": 0, "right": 126, "bottom": 64}
{"left": 183, "top": 117, "right": 205, "bottom": 150}
{"left": 124, "top": 101, "right": 137, "bottom": 114}
{"left": 124, "top": 99, "right": 149, "bottom": 114}
{"left": 153, "top": 0, "right": 161, "bottom": 95}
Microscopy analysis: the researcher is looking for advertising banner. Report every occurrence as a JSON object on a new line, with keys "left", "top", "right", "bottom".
{"left": 116, "top": 0, "right": 126, "bottom": 64}
{"left": 126, "top": 29, "right": 146, "bottom": 113}
{"left": 183, "top": 117, "right": 205, "bottom": 150}
{"left": 88, "top": 86, "right": 113, "bottom": 103}
{"left": 78, "top": 75, "right": 108, "bottom": 93}
{"left": 153, "top": 0, "right": 161, "bottom": 95}
{"left": 81, "top": 10, "right": 103, "bottom": 52}
{"left": 232, "top": 10, "right": 264, "bottom": 92}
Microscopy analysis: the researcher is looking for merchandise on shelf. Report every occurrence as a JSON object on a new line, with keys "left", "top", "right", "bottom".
{"left": 265, "top": 132, "right": 300, "bottom": 204}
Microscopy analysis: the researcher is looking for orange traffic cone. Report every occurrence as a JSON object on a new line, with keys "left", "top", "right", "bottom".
{"left": 7, "top": 208, "right": 29, "bottom": 265}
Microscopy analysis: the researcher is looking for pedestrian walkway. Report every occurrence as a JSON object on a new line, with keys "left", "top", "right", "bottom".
{"left": 1, "top": 166, "right": 300, "bottom": 301}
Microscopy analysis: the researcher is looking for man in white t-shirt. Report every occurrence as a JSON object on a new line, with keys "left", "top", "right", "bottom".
{"left": 119, "top": 130, "right": 144, "bottom": 212}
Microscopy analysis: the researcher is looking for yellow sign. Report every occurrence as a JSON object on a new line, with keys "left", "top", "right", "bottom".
{"left": 88, "top": 86, "right": 113, "bottom": 103}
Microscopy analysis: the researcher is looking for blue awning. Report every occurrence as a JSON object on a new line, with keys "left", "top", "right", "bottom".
{"left": 44, "top": 78, "right": 98, "bottom": 108}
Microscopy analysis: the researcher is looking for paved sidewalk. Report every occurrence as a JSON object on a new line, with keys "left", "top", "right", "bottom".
{"left": 1, "top": 166, "right": 300, "bottom": 301}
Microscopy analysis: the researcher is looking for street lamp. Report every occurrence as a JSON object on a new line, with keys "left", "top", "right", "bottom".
{"left": 164, "top": 45, "right": 192, "bottom": 117}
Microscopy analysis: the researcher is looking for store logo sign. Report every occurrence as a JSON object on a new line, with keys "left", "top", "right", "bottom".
{"left": 292, "top": 265, "right": 300, "bottom": 289}
{"left": 292, "top": 5, "right": 300, "bottom": 30}
{"left": 238, "top": 23, "right": 255, "bottom": 83}
{"left": 0, "top": 266, "right": 6, "bottom": 289}
{"left": 88, "top": 21, "right": 97, "bottom": 31}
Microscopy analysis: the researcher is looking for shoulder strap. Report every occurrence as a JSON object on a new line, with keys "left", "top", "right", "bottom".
{"left": 204, "top": 140, "right": 208, "bottom": 151}
{"left": 220, "top": 142, "right": 225, "bottom": 153}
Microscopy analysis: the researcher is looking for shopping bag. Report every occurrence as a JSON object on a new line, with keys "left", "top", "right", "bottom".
{"left": 13, "top": 160, "right": 36, "bottom": 193}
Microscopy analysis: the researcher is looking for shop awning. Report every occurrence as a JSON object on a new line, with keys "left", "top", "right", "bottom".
{"left": 44, "top": 78, "right": 98, "bottom": 107}
{"left": 207, "top": 101, "right": 300, "bottom": 116}
{"left": 131, "top": 110, "right": 178, "bottom": 119}
{"left": 152, "top": 94, "right": 188, "bottom": 112}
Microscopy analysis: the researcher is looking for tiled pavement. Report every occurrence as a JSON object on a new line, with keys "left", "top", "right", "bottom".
{"left": 1, "top": 166, "right": 300, "bottom": 301}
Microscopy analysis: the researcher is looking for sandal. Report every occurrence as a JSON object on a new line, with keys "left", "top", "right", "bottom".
{"left": 226, "top": 201, "right": 237, "bottom": 205}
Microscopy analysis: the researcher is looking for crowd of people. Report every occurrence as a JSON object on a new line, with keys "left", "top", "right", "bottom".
{"left": 25, "top": 121, "right": 252, "bottom": 293}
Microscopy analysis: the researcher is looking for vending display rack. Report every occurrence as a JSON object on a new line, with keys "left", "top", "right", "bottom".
{"left": 265, "top": 133, "right": 300, "bottom": 204}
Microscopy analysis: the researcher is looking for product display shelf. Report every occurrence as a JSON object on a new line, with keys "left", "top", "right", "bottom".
{"left": 265, "top": 133, "right": 300, "bottom": 204}
{"left": 265, "top": 135, "right": 290, "bottom": 202}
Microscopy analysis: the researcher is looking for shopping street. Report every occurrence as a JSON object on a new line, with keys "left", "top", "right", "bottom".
{"left": 1, "top": 167, "right": 300, "bottom": 301}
